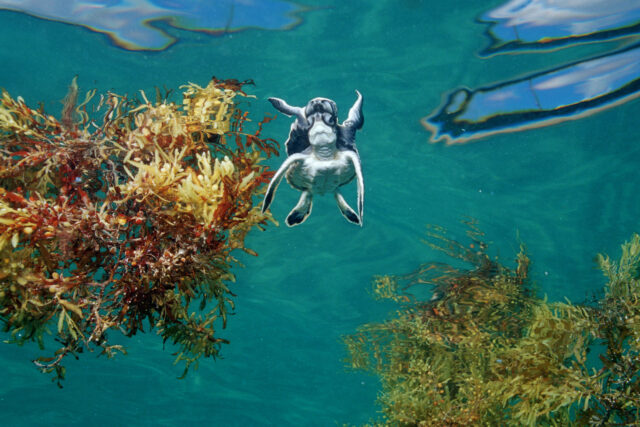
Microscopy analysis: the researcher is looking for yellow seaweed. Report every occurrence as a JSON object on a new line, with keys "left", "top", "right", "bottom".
{"left": 345, "top": 224, "right": 640, "bottom": 425}
{"left": 0, "top": 77, "right": 279, "bottom": 386}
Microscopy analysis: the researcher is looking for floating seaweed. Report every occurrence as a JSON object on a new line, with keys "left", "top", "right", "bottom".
{"left": 344, "top": 222, "right": 640, "bottom": 425}
{"left": 0, "top": 76, "right": 279, "bottom": 386}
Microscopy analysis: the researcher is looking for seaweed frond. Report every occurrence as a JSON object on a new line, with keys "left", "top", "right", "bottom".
{"left": 345, "top": 226, "right": 640, "bottom": 425}
{"left": 0, "top": 76, "right": 279, "bottom": 386}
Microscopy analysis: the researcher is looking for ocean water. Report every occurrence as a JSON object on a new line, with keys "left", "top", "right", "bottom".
{"left": 1, "top": 0, "right": 639, "bottom": 425}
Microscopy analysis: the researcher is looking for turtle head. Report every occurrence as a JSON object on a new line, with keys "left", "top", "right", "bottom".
{"left": 304, "top": 97, "right": 338, "bottom": 128}
{"left": 304, "top": 98, "right": 338, "bottom": 159}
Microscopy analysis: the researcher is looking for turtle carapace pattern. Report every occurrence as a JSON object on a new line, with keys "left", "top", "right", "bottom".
{"left": 261, "top": 91, "right": 364, "bottom": 227}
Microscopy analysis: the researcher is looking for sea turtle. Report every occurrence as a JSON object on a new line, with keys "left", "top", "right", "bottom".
{"left": 262, "top": 91, "right": 364, "bottom": 227}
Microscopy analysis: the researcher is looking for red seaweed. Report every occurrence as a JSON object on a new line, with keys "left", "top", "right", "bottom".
{"left": 0, "top": 77, "right": 279, "bottom": 386}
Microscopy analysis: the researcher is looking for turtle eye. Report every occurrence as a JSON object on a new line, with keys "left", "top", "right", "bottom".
{"left": 323, "top": 113, "right": 335, "bottom": 126}
{"left": 307, "top": 115, "right": 316, "bottom": 125}
{"left": 325, "top": 100, "right": 337, "bottom": 115}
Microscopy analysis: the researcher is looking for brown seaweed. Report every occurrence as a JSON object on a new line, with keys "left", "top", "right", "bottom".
{"left": 0, "top": 76, "right": 279, "bottom": 386}
{"left": 345, "top": 222, "right": 640, "bottom": 425}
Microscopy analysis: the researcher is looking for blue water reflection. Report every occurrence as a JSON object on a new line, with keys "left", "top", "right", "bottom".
{"left": 424, "top": 0, "right": 640, "bottom": 144}
{"left": 480, "top": 0, "right": 640, "bottom": 55}
{"left": 425, "top": 43, "right": 640, "bottom": 144}
{"left": 0, "top": 0, "right": 305, "bottom": 51}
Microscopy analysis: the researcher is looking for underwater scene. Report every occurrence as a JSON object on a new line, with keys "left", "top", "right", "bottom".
{"left": 1, "top": 0, "right": 640, "bottom": 425}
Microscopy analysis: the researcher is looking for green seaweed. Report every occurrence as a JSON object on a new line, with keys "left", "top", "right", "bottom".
{"left": 345, "top": 222, "right": 640, "bottom": 426}
{"left": 0, "top": 77, "right": 279, "bottom": 386}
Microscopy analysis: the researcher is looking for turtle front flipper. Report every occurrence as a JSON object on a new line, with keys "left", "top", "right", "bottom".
{"left": 262, "top": 154, "right": 305, "bottom": 214}
{"left": 337, "top": 91, "right": 363, "bottom": 151}
{"left": 335, "top": 191, "right": 360, "bottom": 225}
{"left": 286, "top": 191, "right": 313, "bottom": 227}
{"left": 343, "top": 151, "right": 365, "bottom": 226}
{"left": 268, "top": 97, "right": 307, "bottom": 124}
{"left": 344, "top": 90, "right": 363, "bottom": 130}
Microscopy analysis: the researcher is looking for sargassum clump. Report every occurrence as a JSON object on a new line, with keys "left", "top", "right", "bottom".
{"left": 0, "top": 76, "right": 279, "bottom": 386}
{"left": 345, "top": 222, "right": 640, "bottom": 426}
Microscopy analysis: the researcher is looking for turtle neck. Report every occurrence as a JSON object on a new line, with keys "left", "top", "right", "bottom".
{"left": 309, "top": 121, "right": 337, "bottom": 160}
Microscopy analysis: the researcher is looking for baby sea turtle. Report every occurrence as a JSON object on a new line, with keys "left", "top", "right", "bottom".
{"left": 262, "top": 91, "right": 364, "bottom": 226}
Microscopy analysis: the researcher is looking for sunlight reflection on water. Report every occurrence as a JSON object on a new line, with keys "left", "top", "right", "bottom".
{"left": 0, "top": 0, "right": 306, "bottom": 50}
{"left": 424, "top": 0, "right": 640, "bottom": 144}
{"left": 480, "top": 0, "right": 640, "bottom": 55}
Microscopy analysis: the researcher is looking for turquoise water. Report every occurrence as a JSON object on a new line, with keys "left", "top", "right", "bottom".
{"left": 1, "top": 0, "right": 640, "bottom": 425}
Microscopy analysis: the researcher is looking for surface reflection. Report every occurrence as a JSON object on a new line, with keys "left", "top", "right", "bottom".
{"left": 424, "top": 0, "right": 640, "bottom": 144}
{"left": 480, "top": 0, "right": 640, "bottom": 55}
{"left": 0, "top": 0, "right": 305, "bottom": 51}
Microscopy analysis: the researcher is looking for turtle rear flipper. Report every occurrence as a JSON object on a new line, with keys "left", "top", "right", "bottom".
{"left": 286, "top": 191, "right": 313, "bottom": 227}
{"left": 343, "top": 151, "right": 364, "bottom": 226}
{"left": 335, "top": 191, "right": 360, "bottom": 225}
